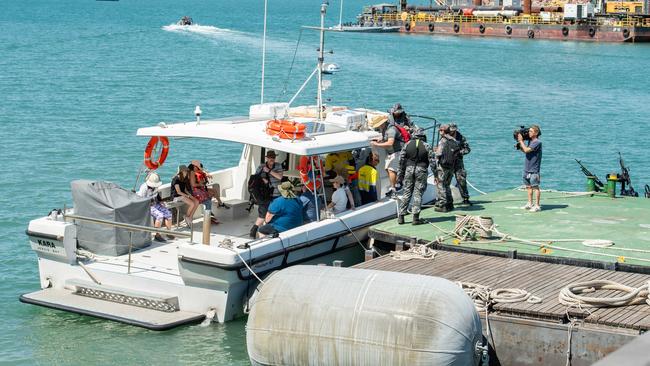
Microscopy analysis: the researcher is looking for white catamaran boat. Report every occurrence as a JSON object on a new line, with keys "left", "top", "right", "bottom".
{"left": 21, "top": 2, "right": 438, "bottom": 330}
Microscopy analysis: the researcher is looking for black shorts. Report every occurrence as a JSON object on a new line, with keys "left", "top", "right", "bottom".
{"left": 258, "top": 224, "right": 279, "bottom": 236}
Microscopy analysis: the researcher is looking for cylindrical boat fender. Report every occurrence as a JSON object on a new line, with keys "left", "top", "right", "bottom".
{"left": 462, "top": 8, "right": 474, "bottom": 16}
{"left": 623, "top": 28, "right": 630, "bottom": 38}
{"left": 505, "top": 25, "right": 512, "bottom": 35}
{"left": 479, "top": 24, "right": 486, "bottom": 34}
{"left": 246, "top": 266, "right": 483, "bottom": 366}
{"left": 528, "top": 29, "right": 535, "bottom": 38}
{"left": 453, "top": 23, "right": 460, "bottom": 33}
{"left": 404, "top": 22, "right": 411, "bottom": 31}
{"left": 428, "top": 22, "right": 435, "bottom": 32}
{"left": 589, "top": 27, "right": 596, "bottom": 38}
{"left": 562, "top": 26, "right": 569, "bottom": 37}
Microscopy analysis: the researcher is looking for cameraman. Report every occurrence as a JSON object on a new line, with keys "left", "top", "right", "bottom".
{"left": 517, "top": 125, "right": 542, "bottom": 212}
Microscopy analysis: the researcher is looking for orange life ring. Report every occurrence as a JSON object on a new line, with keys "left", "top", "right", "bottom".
{"left": 298, "top": 156, "right": 323, "bottom": 190}
{"left": 144, "top": 136, "right": 169, "bottom": 170}
{"left": 266, "top": 119, "right": 306, "bottom": 140}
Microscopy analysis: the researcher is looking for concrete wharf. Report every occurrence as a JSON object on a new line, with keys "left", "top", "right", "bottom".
{"left": 357, "top": 189, "right": 650, "bottom": 365}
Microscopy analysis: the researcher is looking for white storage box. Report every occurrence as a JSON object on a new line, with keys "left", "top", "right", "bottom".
{"left": 249, "top": 103, "right": 289, "bottom": 119}
{"left": 324, "top": 110, "right": 366, "bottom": 130}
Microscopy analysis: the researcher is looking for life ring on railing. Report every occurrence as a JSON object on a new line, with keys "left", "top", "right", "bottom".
{"left": 266, "top": 119, "right": 306, "bottom": 140}
{"left": 623, "top": 28, "right": 630, "bottom": 38}
{"left": 562, "top": 26, "right": 569, "bottom": 37}
{"left": 505, "top": 25, "right": 512, "bottom": 35}
{"left": 453, "top": 23, "right": 460, "bottom": 33}
{"left": 405, "top": 22, "right": 411, "bottom": 31}
{"left": 428, "top": 23, "right": 435, "bottom": 32}
{"left": 144, "top": 136, "right": 169, "bottom": 170}
{"left": 479, "top": 24, "right": 486, "bottom": 34}
{"left": 298, "top": 156, "right": 324, "bottom": 190}
{"left": 588, "top": 27, "right": 596, "bottom": 38}
{"left": 528, "top": 29, "right": 535, "bottom": 38}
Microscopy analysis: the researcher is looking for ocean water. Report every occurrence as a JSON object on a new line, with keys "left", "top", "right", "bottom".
{"left": 2, "top": 0, "right": 650, "bottom": 364}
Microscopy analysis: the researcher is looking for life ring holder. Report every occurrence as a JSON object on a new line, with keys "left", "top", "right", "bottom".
{"left": 562, "top": 26, "right": 569, "bottom": 37}
{"left": 479, "top": 24, "right": 486, "bottom": 34}
{"left": 144, "top": 136, "right": 170, "bottom": 170}
{"left": 527, "top": 29, "right": 535, "bottom": 38}
{"left": 298, "top": 156, "right": 324, "bottom": 191}
{"left": 453, "top": 23, "right": 460, "bottom": 33}
{"left": 505, "top": 25, "right": 512, "bottom": 35}
{"left": 588, "top": 27, "right": 596, "bottom": 38}
{"left": 428, "top": 23, "right": 435, "bottom": 32}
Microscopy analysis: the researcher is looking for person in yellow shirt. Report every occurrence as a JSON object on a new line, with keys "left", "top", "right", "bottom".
{"left": 324, "top": 151, "right": 355, "bottom": 178}
{"left": 358, "top": 152, "right": 380, "bottom": 205}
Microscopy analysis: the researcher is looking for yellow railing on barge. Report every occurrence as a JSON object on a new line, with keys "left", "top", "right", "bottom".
{"left": 368, "top": 12, "right": 650, "bottom": 27}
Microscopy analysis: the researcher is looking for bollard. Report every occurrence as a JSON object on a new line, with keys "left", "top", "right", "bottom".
{"left": 365, "top": 249, "right": 374, "bottom": 262}
{"left": 333, "top": 260, "right": 343, "bottom": 267}
{"left": 606, "top": 174, "right": 617, "bottom": 198}
{"left": 202, "top": 207, "right": 211, "bottom": 245}
{"left": 586, "top": 176, "right": 597, "bottom": 192}
{"left": 395, "top": 240, "right": 404, "bottom": 252}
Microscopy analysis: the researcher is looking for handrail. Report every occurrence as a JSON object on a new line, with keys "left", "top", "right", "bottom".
{"left": 64, "top": 213, "right": 192, "bottom": 238}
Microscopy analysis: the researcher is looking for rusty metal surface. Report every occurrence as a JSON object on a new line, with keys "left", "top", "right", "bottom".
{"left": 592, "top": 331, "right": 650, "bottom": 366}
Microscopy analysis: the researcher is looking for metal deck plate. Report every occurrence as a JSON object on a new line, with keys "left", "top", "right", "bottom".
{"left": 20, "top": 289, "right": 205, "bottom": 331}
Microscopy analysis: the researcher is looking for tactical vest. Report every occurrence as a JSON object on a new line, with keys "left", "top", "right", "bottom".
{"left": 404, "top": 139, "right": 429, "bottom": 168}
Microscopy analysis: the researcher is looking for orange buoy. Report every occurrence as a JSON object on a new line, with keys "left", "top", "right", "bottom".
{"left": 144, "top": 136, "right": 169, "bottom": 170}
{"left": 266, "top": 119, "right": 306, "bottom": 139}
{"left": 298, "top": 156, "right": 324, "bottom": 190}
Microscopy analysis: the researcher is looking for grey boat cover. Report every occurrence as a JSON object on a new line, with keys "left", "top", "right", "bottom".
{"left": 71, "top": 180, "right": 152, "bottom": 256}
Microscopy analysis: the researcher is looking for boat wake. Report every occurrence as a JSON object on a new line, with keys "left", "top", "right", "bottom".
{"left": 162, "top": 23, "right": 242, "bottom": 37}
{"left": 162, "top": 23, "right": 292, "bottom": 51}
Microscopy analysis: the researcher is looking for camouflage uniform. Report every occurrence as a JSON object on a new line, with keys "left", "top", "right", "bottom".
{"left": 397, "top": 137, "right": 436, "bottom": 217}
{"left": 435, "top": 135, "right": 456, "bottom": 209}
{"left": 452, "top": 131, "right": 471, "bottom": 201}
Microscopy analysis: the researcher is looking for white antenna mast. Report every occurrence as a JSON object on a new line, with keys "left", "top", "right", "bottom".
{"left": 260, "top": 0, "right": 269, "bottom": 104}
{"left": 338, "top": 0, "right": 343, "bottom": 28}
{"left": 317, "top": 0, "right": 328, "bottom": 121}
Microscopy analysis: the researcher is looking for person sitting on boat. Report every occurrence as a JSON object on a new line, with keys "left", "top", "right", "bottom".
{"left": 324, "top": 151, "right": 355, "bottom": 179}
{"left": 189, "top": 160, "right": 229, "bottom": 212}
{"left": 388, "top": 103, "right": 413, "bottom": 130}
{"left": 299, "top": 185, "right": 317, "bottom": 223}
{"left": 137, "top": 172, "right": 174, "bottom": 242}
{"left": 358, "top": 152, "right": 380, "bottom": 205}
{"left": 370, "top": 116, "right": 405, "bottom": 198}
{"left": 257, "top": 181, "right": 303, "bottom": 238}
{"left": 517, "top": 124, "right": 542, "bottom": 212}
{"left": 327, "top": 175, "right": 349, "bottom": 214}
{"left": 250, "top": 150, "right": 284, "bottom": 238}
{"left": 171, "top": 165, "right": 199, "bottom": 227}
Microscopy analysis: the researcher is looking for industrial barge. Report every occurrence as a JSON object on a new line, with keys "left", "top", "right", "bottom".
{"left": 354, "top": 0, "right": 650, "bottom": 42}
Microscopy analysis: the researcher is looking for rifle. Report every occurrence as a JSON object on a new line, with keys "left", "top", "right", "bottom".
{"left": 618, "top": 152, "right": 638, "bottom": 197}
{"left": 575, "top": 159, "right": 604, "bottom": 191}
{"left": 645, "top": 184, "right": 650, "bottom": 199}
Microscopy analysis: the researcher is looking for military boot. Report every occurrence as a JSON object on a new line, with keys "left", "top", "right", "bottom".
{"left": 412, "top": 213, "right": 422, "bottom": 225}
{"left": 397, "top": 215, "right": 405, "bottom": 225}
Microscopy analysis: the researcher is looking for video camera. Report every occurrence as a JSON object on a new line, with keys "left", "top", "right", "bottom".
{"left": 513, "top": 125, "right": 540, "bottom": 150}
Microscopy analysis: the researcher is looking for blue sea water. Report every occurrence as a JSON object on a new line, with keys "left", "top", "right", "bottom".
{"left": 2, "top": 0, "right": 650, "bottom": 363}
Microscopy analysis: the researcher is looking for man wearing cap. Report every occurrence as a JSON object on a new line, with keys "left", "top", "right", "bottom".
{"left": 388, "top": 103, "right": 413, "bottom": 130}
{"left": 137, "top": 172, "right": 174, "bottom": 242}
{"left": 370, "top": 115, "right": 405, "bottom": 197}
{"left": 434, "top": 124, "right": 459, "bottom": 212}
{"left": 448, "top": 123, "right": 472, "bottom": 205}
{"left": 250, "top": 150, "right": 284, "bottom": 238}
{"left": 397, "top": 129, "right": 436, "bottom": 225}
{"left": 257, "top": 181, "right": 303, "bottom": 238}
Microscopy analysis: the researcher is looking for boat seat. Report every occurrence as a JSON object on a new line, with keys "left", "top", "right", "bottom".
{"left": 213, "top": 199, "right": 252, "bottom": 220}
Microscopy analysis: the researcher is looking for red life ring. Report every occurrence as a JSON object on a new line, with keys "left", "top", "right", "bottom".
{"left": 144, "top": 136, "right": 169, "bottom": 170}
{"left": 298, "top": 156, "right": 323, "bottom": 190}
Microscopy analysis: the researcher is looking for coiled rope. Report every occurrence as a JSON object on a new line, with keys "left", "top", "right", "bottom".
{"left": 457, "top": 282, "right": 542, "bottom": 312}
{"left": 389, "top": 245, "right": 436, "bottom": 261}
{"left": 559, "top": 280, "right": 650, "bottom": 308}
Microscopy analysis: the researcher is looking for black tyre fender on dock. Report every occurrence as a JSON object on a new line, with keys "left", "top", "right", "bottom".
{"left": 405, "top": 22, "right": 411, "bottom": 32}
{"left": 505, "top": 25, "right": 512, "bottom": 35}
{"left": 588, "top": 27, "right": 596, "bottom": 38}
{"left": 527, "top": 29, "right": 535, "bottom": 38}
{"left": 562, "top": 26, "right": 569, "bottom": 37}
{"left": 428, "top": 23, "right": 434, "bottom": 32}
{"left": 623, "top": 28, "right": 630, "bottom": 38}
{"left": 453, "top": 23, "right": 460, "bottom": 33}
{"left": 479, "top": 24, "right": 485, "bottom": 34}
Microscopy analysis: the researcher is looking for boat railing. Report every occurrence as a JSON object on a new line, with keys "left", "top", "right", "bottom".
{"left": 371, "top": 12, "right": 650, "bottom": 27}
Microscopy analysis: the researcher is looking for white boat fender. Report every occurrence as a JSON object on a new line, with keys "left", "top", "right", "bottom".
{"left": 200, "top": 307, "right": 217, "bottom": 327}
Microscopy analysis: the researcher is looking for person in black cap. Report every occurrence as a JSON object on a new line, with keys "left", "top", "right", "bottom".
{"left": 448, "top": 123, "right": 472, "bottom": 205}
{"left": 250, "top": 150, "right": 284, "bottom": 238}
{"left": 388, "top": 103, "right": 413, "bottom": 130}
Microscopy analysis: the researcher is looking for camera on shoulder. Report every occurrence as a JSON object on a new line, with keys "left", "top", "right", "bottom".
{"left": 513, "top": 125, "right": 530, "bottom": 150}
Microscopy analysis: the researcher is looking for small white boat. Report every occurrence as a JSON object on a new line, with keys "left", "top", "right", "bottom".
{"left": 20, "top": 3, "right": 439, "bottom": 330}
{"left": 322, "top": 63, "right": 340, "bottom": 74}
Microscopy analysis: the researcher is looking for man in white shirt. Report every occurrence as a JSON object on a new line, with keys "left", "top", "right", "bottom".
{"left": 327, "top": 175, "right": 348, "bottom": 214}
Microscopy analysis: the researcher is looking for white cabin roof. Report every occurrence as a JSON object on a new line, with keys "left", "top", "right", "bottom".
{"left": 136, "top": 116, "right": 381, "bottom": 156}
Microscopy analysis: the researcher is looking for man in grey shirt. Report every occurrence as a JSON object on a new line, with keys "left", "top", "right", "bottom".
{"left": 371, "top": 119, "right": 406, "bottom": 197}
{"left": 517, "top": 125, "right": 542, "bottom": 212}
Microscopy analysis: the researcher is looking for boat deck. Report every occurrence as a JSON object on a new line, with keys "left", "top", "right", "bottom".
{"left": 370, "top": 189, "right": 650, "bottom": 268}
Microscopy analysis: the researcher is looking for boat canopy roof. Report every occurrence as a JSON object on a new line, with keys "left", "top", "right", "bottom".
{"left": 136, "top": 116, "right": 379, "bottom": 156}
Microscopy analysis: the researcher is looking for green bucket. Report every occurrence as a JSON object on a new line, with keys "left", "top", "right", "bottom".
{"left": 606, "top": 174, "right": 617, "bottom": 198}
{"left": 586, "top": 176, "right": 597, "bottom": 192}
